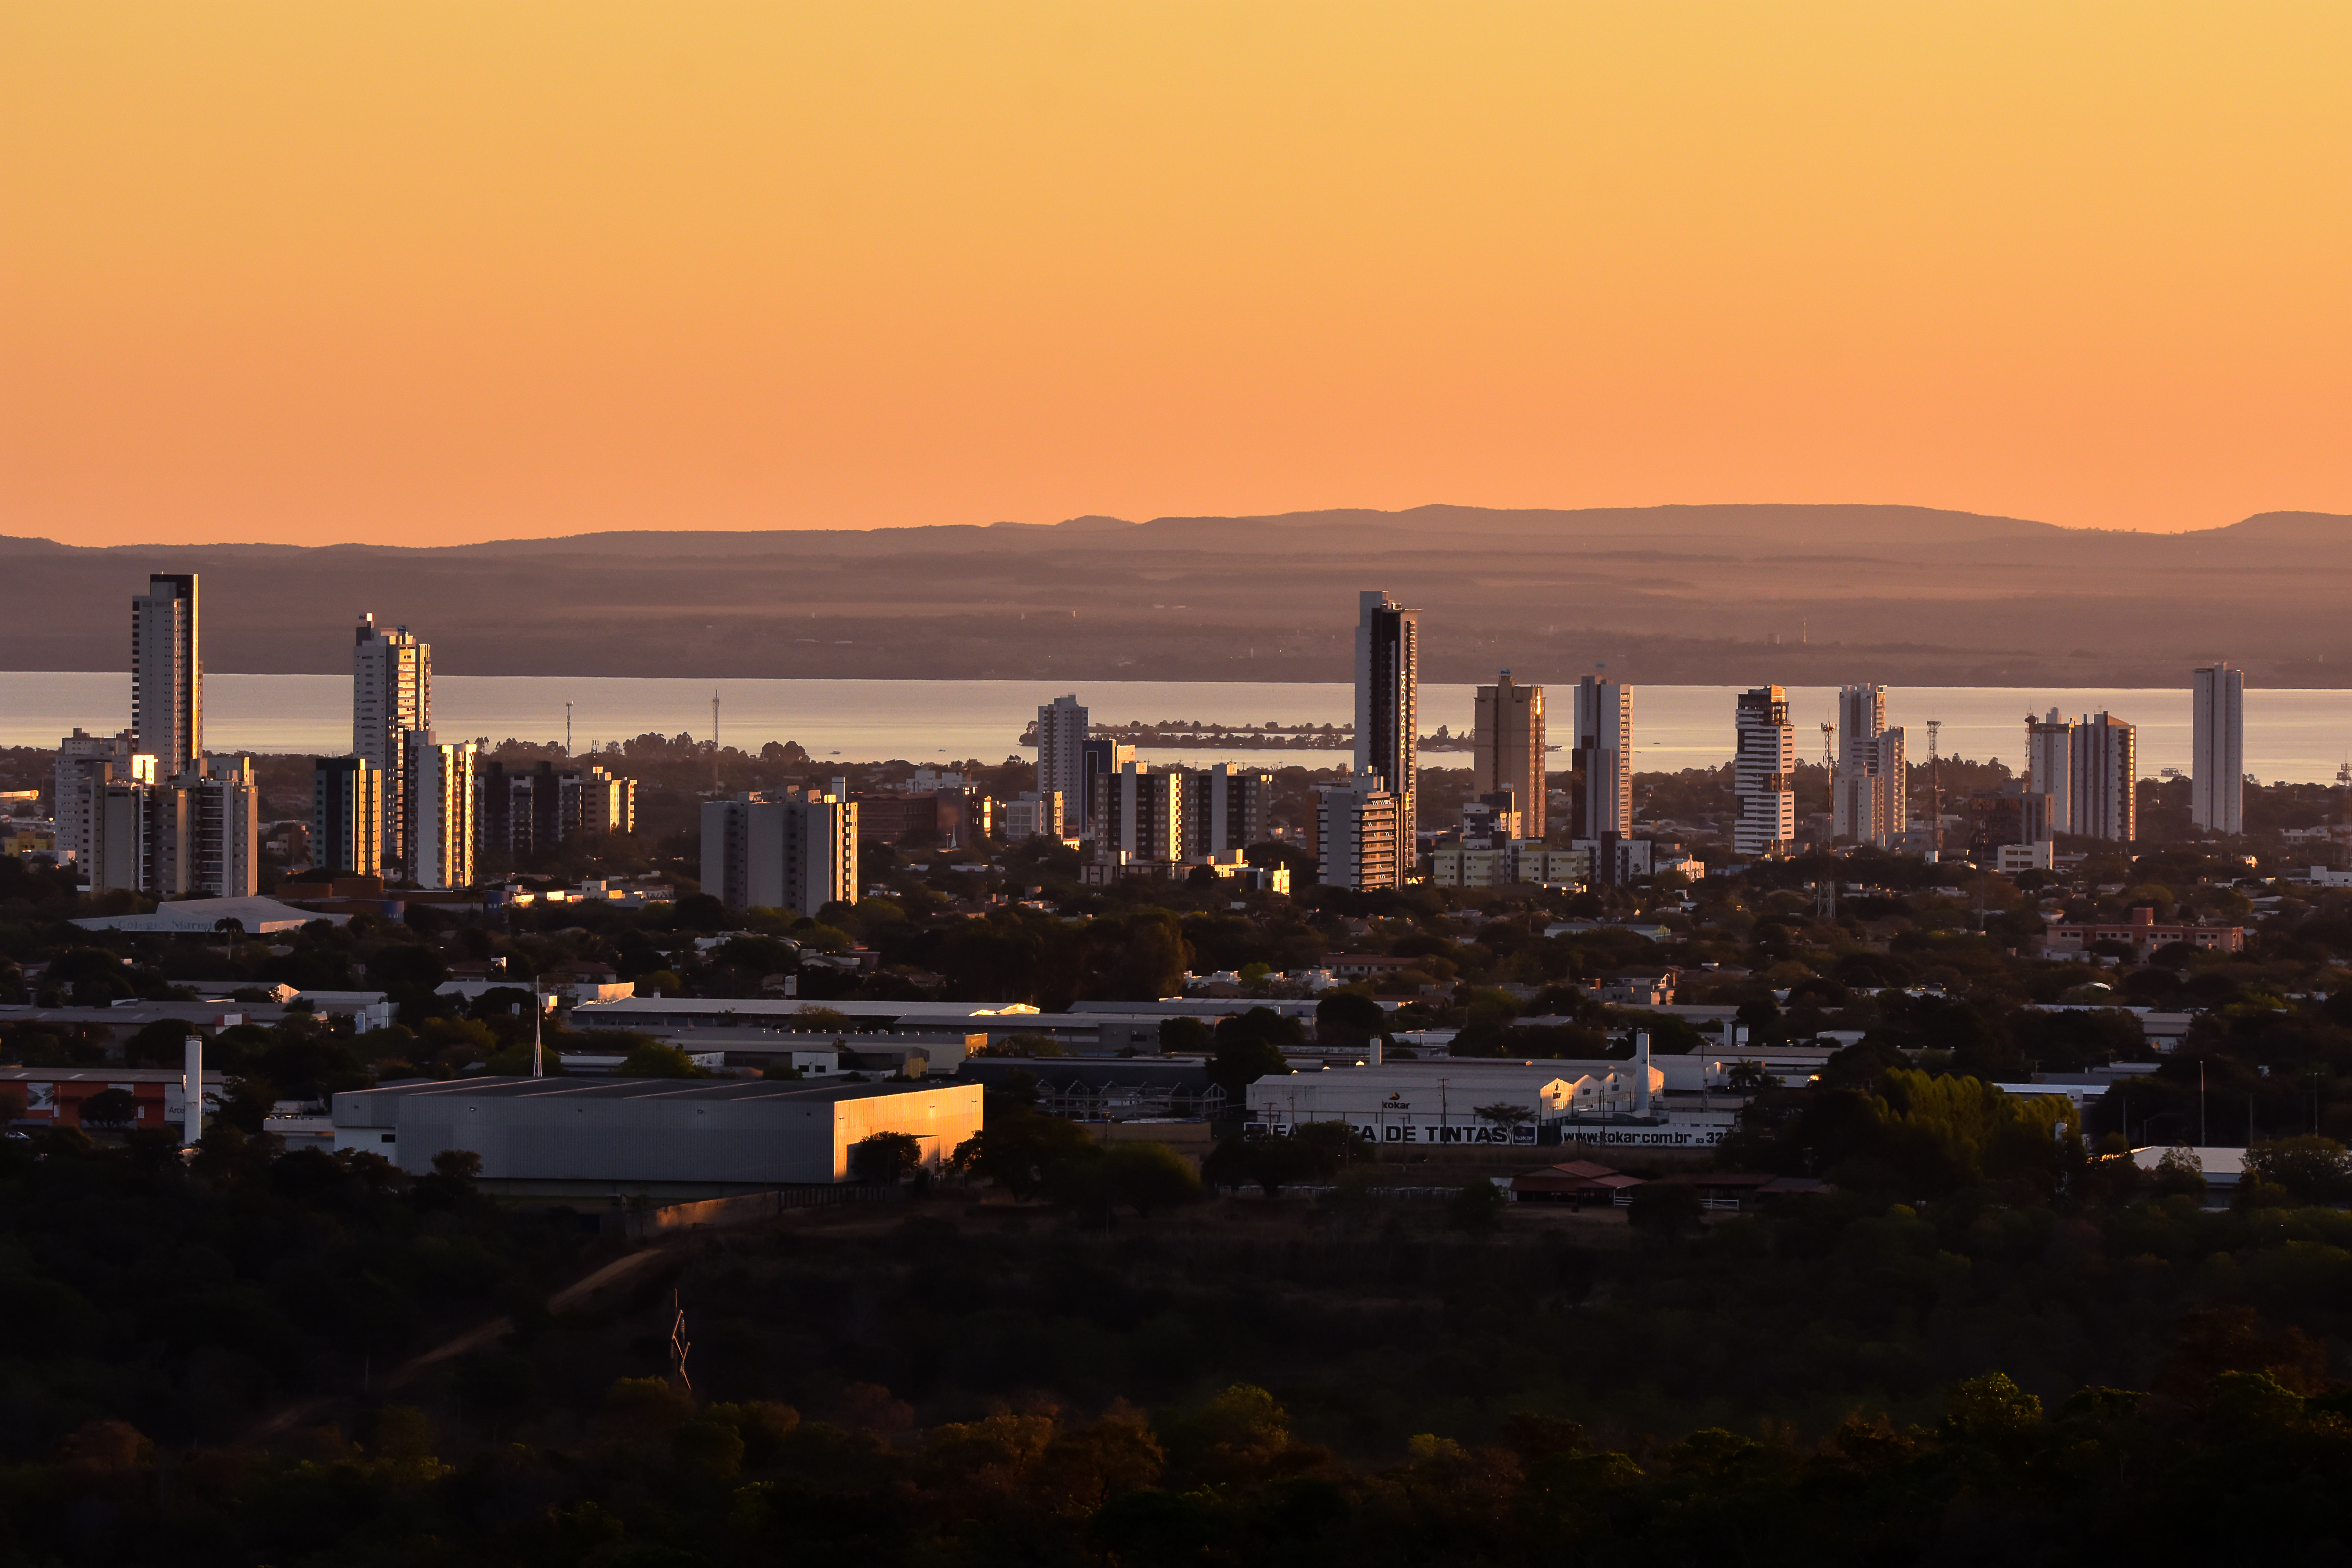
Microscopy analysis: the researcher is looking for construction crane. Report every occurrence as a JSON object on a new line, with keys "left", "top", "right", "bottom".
{"left": 1818, "top": 717, "right": 1837, "bottom": 918}
{"left": 1925, "top": 718, "right": 1944, "bottom": 859}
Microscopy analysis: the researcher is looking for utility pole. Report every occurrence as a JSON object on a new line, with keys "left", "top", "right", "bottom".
{"left": 531, "top": 976, "right": 544, "bottom": 1079}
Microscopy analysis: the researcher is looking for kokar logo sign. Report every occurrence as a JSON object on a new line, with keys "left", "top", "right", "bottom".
{"left": 1595, "top": 1125, "right": 1728, "bottom": 1148}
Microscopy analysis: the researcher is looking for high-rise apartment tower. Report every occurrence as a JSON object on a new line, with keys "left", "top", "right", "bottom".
{"left": 1571, "top": 676, "right": 1633, "bottom": 842}
{"left": 313, "top": 757, "right": 384, "bottom": 877}
{"left": 1473, "top": 671, "right": 1545, "bottom": 842}
{"left": 130, "top": 574, "right": 201, "bottom": 776}
{"left": 404, "top": 731, "right": 477, "bottom": 890}
{"left": 2190, "top": 662, "right": 2244, "bottom": 835}
{"left": 354, "top": 614, "right": 431, "bottom": 873}
{"left": 1036, "top": 695, "right": 1089, "bottom": 836}
{"left": 2069, "top": 713, "right": 2137, "bottom": 843}
{"left": 2025, "top": 710, "right": 2076, "bottom": 834}
{"left": 1733, "top": 686, "right": 1796, "bottom": 858}
{"left": 1833, "top": 684, "right": 1907, "bottom": 848}
{"left": 1354, "top": 591, "right": 1419, "bottom": 871}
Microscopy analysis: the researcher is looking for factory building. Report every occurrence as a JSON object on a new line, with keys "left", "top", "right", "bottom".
{"left": 330, "top": 1075, "right": 980, "bottom": 1188}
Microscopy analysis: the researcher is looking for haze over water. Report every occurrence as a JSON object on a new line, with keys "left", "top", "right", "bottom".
{"left": 6, "top": 673, "right": 2350, "bottom": 784}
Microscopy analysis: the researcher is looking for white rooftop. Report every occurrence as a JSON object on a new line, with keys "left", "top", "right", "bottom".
{"left": 71, "top": 896, "right": 351, "bottom": 934}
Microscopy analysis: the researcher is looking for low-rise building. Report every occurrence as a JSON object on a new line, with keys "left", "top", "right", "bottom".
{"left": 0, "top": 1066, "right": 226, "bottom": 1131}
{"left": 2044, "top": 907, "right": 2246, "bottom": 961}
{"left": 329, "top": 1075, "right": 982, "bottom": 1189}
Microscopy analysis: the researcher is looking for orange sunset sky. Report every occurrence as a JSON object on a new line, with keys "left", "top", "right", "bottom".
{"left": 3, "top": 2, "right": 2348, "bottom": 547}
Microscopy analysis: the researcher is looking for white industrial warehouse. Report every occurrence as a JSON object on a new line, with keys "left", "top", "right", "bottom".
{"left": 331, "top": 1076, "right": 981, "bottom": 1190}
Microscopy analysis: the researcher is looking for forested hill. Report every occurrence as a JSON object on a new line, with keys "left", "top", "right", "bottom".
{"left": 3, "top": 505, "right": 2348, "bottom": 686}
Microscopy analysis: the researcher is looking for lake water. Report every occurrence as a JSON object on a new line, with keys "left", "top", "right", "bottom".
{"left": 4, "top": 672, "right": 2350, "bottom": 783}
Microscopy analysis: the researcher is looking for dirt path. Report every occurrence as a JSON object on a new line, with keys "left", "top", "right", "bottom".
{"left": 243, "top": 1243, "right": 679, "bottom": 1444}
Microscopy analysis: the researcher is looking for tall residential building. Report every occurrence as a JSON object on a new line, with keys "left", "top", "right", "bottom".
{"left": 1473, "top": 671, "right": 1546, "bottom": 841}
{"left": 1185, "top": 764, "right": 1274, "bottom": 858}
{"left": 1036, "top": 695, "right": 1089, "bottom": 835}
{"left": 1093, "top": 763, "right": 1186, "bottom": 864}
{"left": 1570, "top": 676, "right": 1633, "bottom": 841}
{"left": 2191, "top": 662, "right": 2245, "bottom": 835}
{"left": 354, "top": 615, "right": 431, "bottom": 871}
{"left": 156, "top": 756, "right": 260, "bottom": 898}
{"left": 404, "top": 732, "right": 477, "bottom": 889}
{"left": 1078, "top": 737, "right": 1135, "bottom": 841}
{"left": 53, "top": 729, "right": 145, "bottom": 869}
{"left": 1313, "top": 773, "right": 1401, "bottom": 890}
{"left": 1833, "top": 684, "right": 1907, "bottom": 848}
{"left": 1733, "top": 686, "right": 1796, "bottom": 858}
{"left": 2070, "top": 712, "right": 2138, "bottom": 843}
{"left": 1354, "top": 590, "right": 1420, "bottom": 871}
{"left": 313, "top": 757, "right": 384, "bottom": 877}
{"left": 701, "top": 790, "right": 858, "bottom": 915}
{"left": 88, "top": 755, "right": 258, "bottom": 898}
{"left": 2025, "top": 709, "right": 2076, "bottom": 834}
{"left": 131, "top": 573, "right": 201, "bottom": 775}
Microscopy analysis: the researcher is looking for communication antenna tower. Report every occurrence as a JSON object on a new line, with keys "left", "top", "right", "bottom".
{"left": 711, "top": 690, "right": 720, "bottom": 750}
{"left": 564, "top": 701, "right": 573, "bottom": 757}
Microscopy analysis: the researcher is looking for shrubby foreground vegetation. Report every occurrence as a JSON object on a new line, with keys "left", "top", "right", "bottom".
{"left": 7, "top": 1082, "right": 2352, "bottom": 1565}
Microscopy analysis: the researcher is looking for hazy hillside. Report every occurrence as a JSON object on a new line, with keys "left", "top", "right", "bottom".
{"left": 3, "top": 505, "right": 2346, "bottom": 686}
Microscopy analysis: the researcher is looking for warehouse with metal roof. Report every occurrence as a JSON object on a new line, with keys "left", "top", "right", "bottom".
{"left": 330, "top": 1075, "right": 980, "bottom": 1191}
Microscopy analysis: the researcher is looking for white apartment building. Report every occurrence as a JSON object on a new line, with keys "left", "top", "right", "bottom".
{"left": 701, "top": 791, "right": 859, "bottom": 915}
{"left": 130, "top": 573, "right": 201, "bottom": 776}
{"left": 53, "top": 729, "right": 146, "bottom": 867}
{"left": 404, "top": 731, "right": 477, "bottom": 890}
{"left": 2190, "top": 662, "right": 2244, "bottom": 835}
{"left": 1733, "top": 686, "right": 1796, "bottom": 858}
{"left": 1832, "top": 684, "right": 1906, "bottom": 848}
{"left": 1572, "top": 675, "right": 1633, "bottom": 840}
{"left": 1035, "top": 695, "right": 1089, "bottom": 836}
{"left": 2025, "top": 710, "right": 2076, "bottom": 834}
{"left": 1354, "top": 591, "right": 1420, "bottom": 873}
{"left": 2070, "top": 712, "right": 2137, "bottom": 843}
{"left": 1315, "top": 772, "right": 1400, "bottom": 890}
{"left": 355, "top": 615, "right": 431, "bottom": 872}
